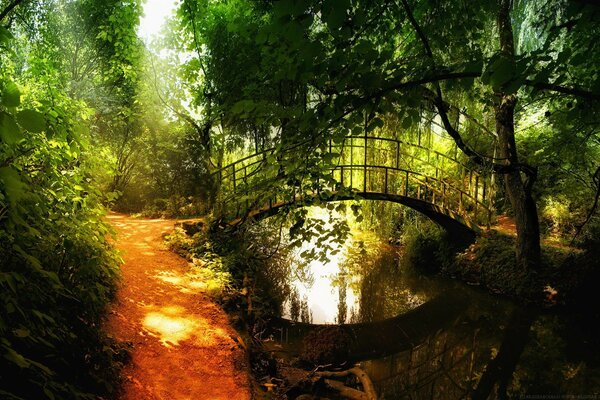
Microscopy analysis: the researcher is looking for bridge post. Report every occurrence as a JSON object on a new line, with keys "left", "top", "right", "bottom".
{"left": 474, "top": 176, "right": 479, "bottom": 222}
{"left": 384, "top": 167, "right": 388, "bottom": 194}
{"left": 405, "top": 171, "right": 409, "bottom": 196}
{"left": 232, "top": 164, "right": 236, "bottom": 191}
{"left": 469, "top": 170, "right": 473, "bottom": 197}
{"left": 482, "top": 178, "right": 487, "bottom": 202}
{"left": 244, "top": 167, "right": 249, "bottom": 212}
{"left": 350, "top": 137, "right": 353, "bottom": 188}
{"left": 363, "top": 134, "right": 367, "bottom": 193}
{"left": 442, "top": 183, "right": 446, "bottom": 208}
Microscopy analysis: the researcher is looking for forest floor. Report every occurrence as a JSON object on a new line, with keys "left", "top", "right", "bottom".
{"left": 104, "top": 213, "right": 251, "bottom": 400}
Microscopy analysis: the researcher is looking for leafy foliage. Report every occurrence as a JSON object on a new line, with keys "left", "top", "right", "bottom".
{"left": 0, "top": 1, "right": 132, "bottom": 398}
{"left": 173, "top": 0, "right": 599, "bottom": 270}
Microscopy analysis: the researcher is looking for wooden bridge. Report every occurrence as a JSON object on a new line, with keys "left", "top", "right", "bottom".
{"left": 212, "top": 135, "right": 494, "bottom": 236}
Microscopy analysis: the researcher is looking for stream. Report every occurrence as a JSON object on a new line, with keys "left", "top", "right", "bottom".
{"left": 257, "top": 206, "right": 600, "bottom": 399}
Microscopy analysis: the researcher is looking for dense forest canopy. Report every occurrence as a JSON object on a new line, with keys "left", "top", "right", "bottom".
{"left": 0, "top": 0, "right": 599, "bottom": 398}
{"left": 172, "top": 0, "right": 599, "bottom": 269}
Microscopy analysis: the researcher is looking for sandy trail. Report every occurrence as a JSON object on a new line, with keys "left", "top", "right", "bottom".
{"left": 104, "top": 214, "right": 251, "bottom": 400}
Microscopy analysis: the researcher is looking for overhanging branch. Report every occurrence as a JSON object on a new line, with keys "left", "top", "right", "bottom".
{"left": 523, "top": 80, "right": 600, "bottom": 101}
{"left": 398, "top": 0, "right": 541, "bottom": 177}
{"left": 0, "top": 0, "right": 25, "bottom": 22}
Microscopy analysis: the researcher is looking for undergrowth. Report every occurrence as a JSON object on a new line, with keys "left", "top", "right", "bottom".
{"left": 356, "top": 209, "right": 588, "bottom": 306}
{"left": 164, "top": 226, "right": 235, "bottom": 303}
{"left": 0, "top": 163, "right": 124, "bottom": 399}
{"left": 164, "top": 217, "right": 295, "bottom": 322}
{"left": 401, "top": 217, "right": 595, "bottom": 306}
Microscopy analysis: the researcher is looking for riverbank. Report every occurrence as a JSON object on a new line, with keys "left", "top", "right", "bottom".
{"left": 163, "top": 213, "right": 600, "bottom": 399}
{"left": 439, "top": 228, "right": 596, "bottom": 308}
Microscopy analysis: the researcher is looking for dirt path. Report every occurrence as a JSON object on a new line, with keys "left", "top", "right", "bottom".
{"left": 104, "top": 214, "right": 251, "bottom": 400}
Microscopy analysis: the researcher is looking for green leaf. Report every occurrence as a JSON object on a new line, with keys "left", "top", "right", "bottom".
{"left": 0, "top": 166, "right": 26, "bottom": 205}
{"left": 0, "top": 112, "right": 23, "bottom": 143}
{"left": 322, "top": 0, "right": 349, "bottom": 30}
{"left": 1, "top": 81, "right": 21, "bottom": 107}
{"left": 13, "top": 329, "right": 29, "bottom": 338}
{"left": 462, "top": 59, "right": 484, "bottom": 74}
{"left": 0, "top": 26, "right": 13, "bottom": 45}
{"left": 484, "top": 55, "right": 516, "bottom": 91}
{"left": 3, "top": 347, "right": 30, "bottom": 368}
{"left": 367, "top": 117, "right": 384, "bottom": 132}
{"left": 16, "top": 110, "right": 45, "bottom": 133}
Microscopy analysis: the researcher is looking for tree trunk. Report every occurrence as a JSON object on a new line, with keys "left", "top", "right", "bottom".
{"left": 496, "top": 0, "right": 541, "bottom": 271}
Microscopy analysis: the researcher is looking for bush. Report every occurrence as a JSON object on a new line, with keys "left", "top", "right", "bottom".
{"left": 573, "top": 217, "right": 600, "bottom": 252}
{"left": 541, "top": 195, "right": 573, "bottom": 236}
{"left": 0, "top": 86, "right": 123, "bottom": 398}
{"left": 139, "top": 196, "right": 206, "bottom": 219}
{"left": 164, "top": 226, "right": 235, "bottom": 303}
{"left": 0, "top": 174, "right": 123, "bottom": 399}
{"left": 401, "top": 219, "right": 454, "bottom": 273}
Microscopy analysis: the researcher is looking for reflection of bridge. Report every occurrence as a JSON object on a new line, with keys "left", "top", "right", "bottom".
{"left": 259, "top": 290, "right": 497, "bottom": 400}
{"left": 258, "top": 290, "right": 469, "bottom": 362}
{"left": 213, "top": 135, "right": 494, "bottom": 235}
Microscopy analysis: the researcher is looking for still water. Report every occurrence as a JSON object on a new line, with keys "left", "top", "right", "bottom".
{"left": 263, "top": 207, "right": 600, "bottom": 399}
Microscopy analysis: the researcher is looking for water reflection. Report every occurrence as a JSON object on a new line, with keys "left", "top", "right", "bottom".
{"left": 280, "top": 207, "right": 431, "bottom": 324}
{"left": 260, "top": 205, "right": 600, "bottom": 398}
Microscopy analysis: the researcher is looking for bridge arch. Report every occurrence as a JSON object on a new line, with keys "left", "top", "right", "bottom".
{"left": 233, "top": 192, "right": 477, "bottom": 242}
{"left": 212, "top": 135, "right": 494, "bottom": 237}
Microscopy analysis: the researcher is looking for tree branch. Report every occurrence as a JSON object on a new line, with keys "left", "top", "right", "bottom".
{"left": 377, "top": 71, "right": 480, "bottom": 95}
{"left": 0, "top": 0, "right": 25, "bottom": 22}
{"left": 523, "top": 80, "right": 600, "bottom": 101}
{"left": 149, "top": 54, "right": 216, "bottom": 169}
{"left": 572, "top": 165, "right": 600, "bottom": 244}
{"left": 398, "top": 0, "right": 539, "bottom": 177}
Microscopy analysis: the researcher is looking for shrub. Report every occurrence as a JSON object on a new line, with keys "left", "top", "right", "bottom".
{"left": 0, "top": 170, "right": 123, "bottom": 399}
{"left": 0, "top": 80, "right": 123, "bottom": 399}
{"left": 541, "top": 195, "right": 573, "bottom": 235}
{"left": 401, "top": 219, "right": 454, "bottom": 273}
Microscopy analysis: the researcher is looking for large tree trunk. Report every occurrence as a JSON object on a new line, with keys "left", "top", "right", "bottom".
{"left": 496, "top": 0, "right": 541, "bottom": 271}
{"left": 495, "top": 96, "right": 541, "bottom": 271}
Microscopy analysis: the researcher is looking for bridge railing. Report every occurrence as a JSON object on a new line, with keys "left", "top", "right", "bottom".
{"left": 213, "top": 136, "right": 494, "bottom": 227}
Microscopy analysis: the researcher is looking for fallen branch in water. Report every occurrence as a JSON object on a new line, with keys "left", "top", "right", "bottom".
{"left": 316, "top": 367, "right": 377, "bottom": 400}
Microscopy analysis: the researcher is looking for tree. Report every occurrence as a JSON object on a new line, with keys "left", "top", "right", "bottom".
{"left": 1, "top": 1, "right": 128, "bottom": 397}
{"left": 185, "top": 0, "right": 600, "bottom": 271}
